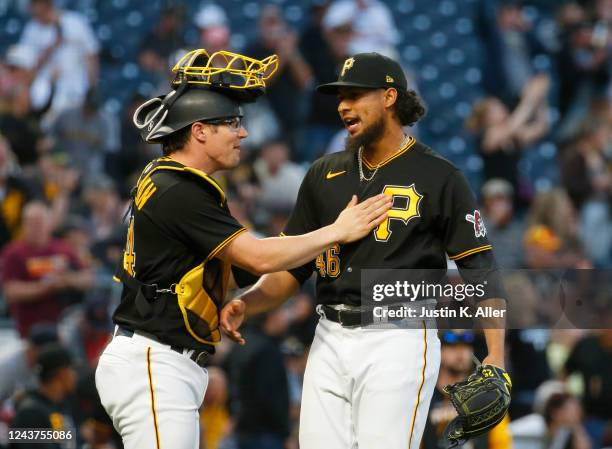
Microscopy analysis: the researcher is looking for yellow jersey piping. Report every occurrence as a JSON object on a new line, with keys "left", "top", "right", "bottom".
{"left": 408, "top": 320, "right": 427, "bottom": 449}
{"left": 448, "top": 244, "right": 493, "bottom": 260}
{"left": 362, "top": 136, "right": 417, "bottom": 170}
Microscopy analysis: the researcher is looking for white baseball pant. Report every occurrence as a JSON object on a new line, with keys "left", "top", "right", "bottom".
{"left": 299, "top": 317, "right": 440, "bottom": 449}
{"left": 95, "top": 331, "right": 208, "bottom": 449}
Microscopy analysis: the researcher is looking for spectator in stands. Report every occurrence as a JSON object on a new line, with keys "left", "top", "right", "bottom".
{"left": 246, "top": 4, "right": 313, "bottom": 149}
{"left": 55, "top": 216, "right": 93, "bottom": 269}
{"left": 510, "top": 380, "right": 567, "bottom": 449}
{"left": 298, "top": 3, "right": 351, "bottom": 161}
{"left": 253, "top": 139, "right": 306, "bottom": 211}
{"left": 75, "top": 370, "right": 122, "bottom": 449}
{"left": 27, "top": 149, "right": 79, "bottom": 232}
{"left": 58, "top": 296, "right": 112, "bottom": 368}
{"left": 0, "top": 137, "right": 41, "bottom": 248}
{"left": 422, "top": 330, "right": 512, "bottom": 449}
{"left": 0, "top": 324, "right": 58, "bottom": 404}
{"left": 106, "top": 93, "right": 156, "bottom": 199}
{"left": 18, "top": 0, "right": 99, "bottom": 127}
{"left": 564, "top": 330, "right": 612, "bottom": 448}
{"left": 602, "top": 423, "right": 612, "bottom": 449}
{"left": 138, "top": 5, "right": 186, "bottom": 84}
{"left": 199, "top": 366, "right": 233, "bottom": 449}
{"left": 507, "top": 329, "right": 553, "bottom": 418}
{"left": 556, "top": 2, "right": 611, "bottom": 140}
{"left": 323, "top": 0, "right": 399, "bottom": 58}
{"left": 9, "top": 344, "right": 78, "bottom": 448}
{"left": 1, "top": 201, "right": 93, "bottom": 337}
{"left": 281, "top": 336, "right": 308, "bottom": 447}
{"left": 466, "top": 74, "right": 550, "bottom": 206}
{"left": 50, "top": 88, "right": 119, "bottom": 174}
{"left": 0, "top": 44, "right": 49, "bottom": 168}
{"left": 476, "top": 0, "right": 547, "bottom": 105}
{"left": 80, "top": 175, "right": 124, "bottom": 242}
{"left": 194, "top": 3, "right": 231, "bottom": 54}
{"left": 543, "top": 393, "right": 592, "bottom": 449}
{"left": 226, "top": 308, "right": 291, "bottom": 449}
{"left": 560, "top": 120, "right": 612, "bottom": 266}
{"left": 481, "top": 178, "right": 525, "bottom": 268}
{"left": 523, "top": 189, "right": 590, "bottom": 269}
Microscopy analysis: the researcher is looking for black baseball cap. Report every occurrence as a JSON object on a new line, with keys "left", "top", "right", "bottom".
{"left": 317, "top": 52, "right": 408, "bottom": 95}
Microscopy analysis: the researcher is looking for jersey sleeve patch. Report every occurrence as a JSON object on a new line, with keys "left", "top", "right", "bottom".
{"left": 465, "top": 209, "right": 487, "bottom": 238}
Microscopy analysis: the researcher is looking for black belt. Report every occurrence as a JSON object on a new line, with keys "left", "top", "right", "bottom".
{"left": 318, "top": 304, "right": 409, "bottom": 327}
{"left": 115, "top": 326, "right": 210, "bottom": 367}
{"left": 317, "top": 304, "right": 435, "bottom": 327}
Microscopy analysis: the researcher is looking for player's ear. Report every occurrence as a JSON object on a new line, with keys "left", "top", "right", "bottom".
{"left": 383, "top": 88, "right": 398, "bottom": 108}
{"left": 191, "top": 122, "right": 207, "bottom": 144}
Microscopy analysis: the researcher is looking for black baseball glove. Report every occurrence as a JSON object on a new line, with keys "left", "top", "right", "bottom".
{"left": 443, "top": 363, "right": 512, "bottom": 448}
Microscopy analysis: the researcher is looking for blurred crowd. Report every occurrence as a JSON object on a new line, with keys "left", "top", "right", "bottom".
{"left": 0, "top": 0, "right": 610, "bottom": 448}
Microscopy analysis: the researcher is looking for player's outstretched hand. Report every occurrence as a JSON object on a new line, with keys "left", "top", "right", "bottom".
{"left": 220, "top": 299, "right": 246, "bottom": 345}
{"left": 333, "top": 194, "right": 392, "bottom": 244}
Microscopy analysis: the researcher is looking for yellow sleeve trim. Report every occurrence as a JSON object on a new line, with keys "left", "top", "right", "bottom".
{"left": 112, "top": 275, "right": 121, "bottom": 283}
{"left": 448, "top": 244, "right": 492, "bottom": 260}
{"left": 206, "top": 227, "right": 248, "bottom": 261}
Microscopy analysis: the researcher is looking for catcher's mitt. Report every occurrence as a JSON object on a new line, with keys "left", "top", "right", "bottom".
{"left": 443, "top": 361, "right": 512, "bottom": 448}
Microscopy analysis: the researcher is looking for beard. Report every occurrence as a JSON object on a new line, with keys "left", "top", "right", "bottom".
{"left": 345, "top": 116, "right": 386, "bottom": 153}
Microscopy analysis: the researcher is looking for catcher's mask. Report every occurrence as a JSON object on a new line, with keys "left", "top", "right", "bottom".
{"left": 134, "top": 49, "right": 278, "bottom": 143}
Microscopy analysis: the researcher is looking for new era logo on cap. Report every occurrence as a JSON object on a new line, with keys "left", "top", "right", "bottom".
{"left": 318, "top": 52, "right": 408, "bottom": 94}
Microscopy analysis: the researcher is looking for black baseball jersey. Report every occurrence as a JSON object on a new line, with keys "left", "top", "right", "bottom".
{"left": 113, "top": 157, "right": 247, "bottom": 351}
{"left": 284, "top": 137, "right": 493, "bottom": 307}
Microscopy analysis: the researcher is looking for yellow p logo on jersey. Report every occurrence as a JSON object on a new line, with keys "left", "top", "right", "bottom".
{"left": 375, "top": 184, "right": 423, "bottom": 242}
{"left": 341, "top": 57, "right": 355, "bottom": 77}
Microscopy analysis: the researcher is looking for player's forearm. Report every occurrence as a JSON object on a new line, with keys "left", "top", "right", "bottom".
{"left": 228, "top": 225, "right": 339, "bottom": 275}
{"left": 238, "top": 272, "right": 300, "bottom": 317}
{"left": 259, "top": 224, "right": 339, "bottom": 271}
{"left": 479, "top": 298, "right": 506, "bottom": 367}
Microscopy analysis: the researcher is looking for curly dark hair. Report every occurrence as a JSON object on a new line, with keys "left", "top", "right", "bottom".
{"left": 393, "top": 88, "right": 426, "bottom": 126}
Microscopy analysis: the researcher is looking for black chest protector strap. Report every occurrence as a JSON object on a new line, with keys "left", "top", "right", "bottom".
{"left": 115, "top": 264, "right": 173, "bottom": 318}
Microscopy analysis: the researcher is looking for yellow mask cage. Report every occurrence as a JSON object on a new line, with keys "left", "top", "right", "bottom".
{"left": 171, "top": 49, "right": 279, "bottom": 90}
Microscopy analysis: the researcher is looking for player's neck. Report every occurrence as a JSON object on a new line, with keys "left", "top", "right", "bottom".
{"left": 168, "top": 147, "right": 218, "bottom": 174}
{"left": 363, "top": 125, "right": 407, "bottom": 166}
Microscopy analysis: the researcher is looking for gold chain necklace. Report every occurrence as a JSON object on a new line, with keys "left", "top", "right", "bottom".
{"left": 358, "top": 134, "right": 410, "bottom": 182}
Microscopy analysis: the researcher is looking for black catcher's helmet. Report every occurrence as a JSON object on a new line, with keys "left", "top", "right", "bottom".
{"left": 133, "top": 49, "right": 278, "bottom": 144}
